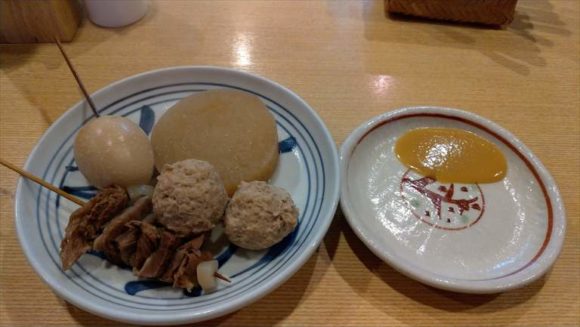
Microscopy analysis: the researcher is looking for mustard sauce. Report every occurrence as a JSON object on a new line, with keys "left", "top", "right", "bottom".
{"left": 395, "top": 128, "right": 507, "bottom": 183}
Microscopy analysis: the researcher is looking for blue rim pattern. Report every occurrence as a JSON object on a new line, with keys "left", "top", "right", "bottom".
{"left": 40, "top": 87, "right": 318, "bottom": 310}
{"left": 44, "top": 94, "right": 314, "bottom": 307}
{"left": 52, "top": 106, "right": 306, "bottom": 302}
{"left": 34, "top": 82, "right": 326, "bottom": 311}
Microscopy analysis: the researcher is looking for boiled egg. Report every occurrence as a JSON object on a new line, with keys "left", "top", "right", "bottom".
{"left": 74, "top": 116, "right": 154, "bottom": 188}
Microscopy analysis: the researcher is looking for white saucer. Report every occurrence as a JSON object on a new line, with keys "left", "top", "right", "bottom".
{"left": 340, "top": 107, "right": 566, "bottom": 293}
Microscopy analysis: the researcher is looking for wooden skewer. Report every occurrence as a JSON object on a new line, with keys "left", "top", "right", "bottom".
{"left": 0, "top": 158, "right": 85, "bottom": 206}
{"left": 215, "top": 272, "right": 231, "bottom": 283}
{"left": 1, "top": 158, "right": 231, "bottom": 283}
{"left": 54, "top": 37, "right": 100, "bottom": 118}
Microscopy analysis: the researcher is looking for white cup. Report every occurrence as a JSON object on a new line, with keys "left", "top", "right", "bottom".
{"left": 84, "top": 0, "right": 149, "bottom": 28}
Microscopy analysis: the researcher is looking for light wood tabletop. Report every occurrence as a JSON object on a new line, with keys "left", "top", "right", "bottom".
{"left": 1, "top": 1, "right": 578, "bottom": 326}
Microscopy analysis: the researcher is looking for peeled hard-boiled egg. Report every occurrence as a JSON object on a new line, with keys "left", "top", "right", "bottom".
{"left": 74, "top": 116, "right": 154, "bottom": 188}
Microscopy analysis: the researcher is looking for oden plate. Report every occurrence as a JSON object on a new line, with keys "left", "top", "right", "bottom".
{"left": 15, "top": 66, "right": 340, "bottom": 325}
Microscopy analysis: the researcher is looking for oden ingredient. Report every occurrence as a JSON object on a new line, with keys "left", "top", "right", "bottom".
{"left": 60, "top": 185, "right": 129, "bottom": 270}
{"left": 151, "top": 90, "right": 279, "bottom": 195}
{"left": 59, "top": 185, "right": 217, "bottom": 291}
{"left": 395, "top": 127, "right": 507, "bottom": 183}
{"left": 225, "top": 181, "right": 298, "bottom": 250}
{"left": 197, "top": 260, "right": 219, "bottom": 292}
{"left": 153, "top": 159, "right": 228, "bottom": 236}
{"left": 74, "top": 116, "right": 154, "bottom": 188}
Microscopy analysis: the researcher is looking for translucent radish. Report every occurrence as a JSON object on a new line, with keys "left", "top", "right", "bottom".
{"left": 127, "top": 184, "right": 154, "bottom": 202}
{"left": 197, "top": 260, "right": 218, "bottom": 292}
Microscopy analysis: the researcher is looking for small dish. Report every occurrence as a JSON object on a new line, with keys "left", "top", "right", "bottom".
{"left": 340, "top": 106, "right": 566, "bottom": 294}
{"left": 15, "top": 66, "right": 340, "bottom": 325}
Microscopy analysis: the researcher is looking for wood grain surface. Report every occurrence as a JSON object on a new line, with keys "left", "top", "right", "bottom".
{"left": 1, "top": 1, "right": 578, "bottom": 326}
{"left": 0, "top": 0, "right": 81, "bottom": 43}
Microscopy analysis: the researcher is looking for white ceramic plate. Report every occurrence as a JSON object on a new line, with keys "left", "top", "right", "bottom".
{"left": 340, "top": 107, "right": 565, "bottom": 294}
{"left": 15, "top": 66, "right": 340, "bottom": 325}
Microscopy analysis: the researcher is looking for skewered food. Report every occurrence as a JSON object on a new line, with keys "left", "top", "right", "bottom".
{"left": 74, "top": 116, "right": 155, "bottom": 188}
{"left": 60, "top": 185, "right": 129, "bottom": 270}
{"left": 59, "top": 186, "right": 218, "bottom": 291}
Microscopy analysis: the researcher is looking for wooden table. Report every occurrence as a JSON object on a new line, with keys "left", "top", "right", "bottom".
{"left": 1, "top": 1, "right": 578, "bottom": 326}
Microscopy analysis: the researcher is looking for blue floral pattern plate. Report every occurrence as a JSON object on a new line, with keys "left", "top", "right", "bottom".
{"left": 15, "top": 66, "right": 340, "bottom": 325}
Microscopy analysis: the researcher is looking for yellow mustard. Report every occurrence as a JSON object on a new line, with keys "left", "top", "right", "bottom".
{"left": 394, "top": 127, "right": 507, "bottom": 183}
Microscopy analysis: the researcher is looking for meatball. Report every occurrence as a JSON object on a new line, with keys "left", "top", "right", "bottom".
{"left": 153, "top": 159, "right": 228, "bottom": 236}
{"left": 225, "top": 181, "right": 298, "bottom": 250}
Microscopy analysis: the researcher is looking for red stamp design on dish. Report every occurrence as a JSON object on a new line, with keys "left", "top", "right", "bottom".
{"left": 400, "top": 170, "right": 485, "bottom": 230}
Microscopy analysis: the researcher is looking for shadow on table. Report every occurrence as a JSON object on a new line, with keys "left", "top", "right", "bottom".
{"left": 328, "top": 208, "right": 546, "bottom": 325}
{"left": 360, "top": 0, "right": 572, "bottom": 76}
{"left": 192, "top": 253, "right": 319, "bottom": 326}
{"left": 65, "top": 302, "right": 120, "bottom": 326}
{"left": 0, "top": 186, "right": 15, "bottom": 199}
{"left": 0, "top": 1, "right": 159, "bottom": 126}
{"left": 0, "top": 0, "right": 158, "bottom": 71}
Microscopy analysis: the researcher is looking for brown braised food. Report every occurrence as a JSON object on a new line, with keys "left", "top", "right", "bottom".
{"left": 59, "top": 186, "right": 214, "bottom": 290}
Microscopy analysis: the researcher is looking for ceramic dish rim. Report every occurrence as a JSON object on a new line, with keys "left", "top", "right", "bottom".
{"left": 14, "top": 66, "right": 341, "bottom": 325}
{"left": 339, "top": 106, "right": 566, "bottom": 294}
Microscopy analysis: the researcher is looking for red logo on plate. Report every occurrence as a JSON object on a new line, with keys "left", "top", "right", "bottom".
{"left": 400, "top": 170, "right": 485, "bottom": 230}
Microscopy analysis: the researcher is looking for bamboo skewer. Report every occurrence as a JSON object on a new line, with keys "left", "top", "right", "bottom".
{"left": 0, "top": 158, "right": 85, "bottom": 206}
{"left": 54, "top": 37, "right": 100, "bottom": 118}
{"left": 5, "top": 38, "right": 231, "bottom": 286}
{"left": 215, "top": 272, "right": 231, "bottom": 283}
{"left": 0, "top": 158, "right": 231, "bottom": 283}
